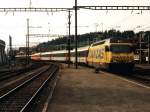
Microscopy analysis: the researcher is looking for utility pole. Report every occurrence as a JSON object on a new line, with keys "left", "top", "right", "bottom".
{"left": 9, "top": 35, "right": 12, "bottom": 68}
{"left": 75, "top": 0, "right": 78, "bottom": 69}
{"left": 26, "top": 34, "right": 28, "bottom": 65}
{"left": 139, "top": 33, "right": 142, "bottom": 64}
{"left": 148, "top": 35, "right": 150, "bottom": 64}
{"left": 68, "top": 9, "right": 71, "bottom": 68}
{"left": 26, "top": 18, "right": 30, "bottom": 65}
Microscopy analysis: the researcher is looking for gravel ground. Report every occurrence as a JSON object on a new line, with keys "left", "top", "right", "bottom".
{"left": 48, "top": 64, "right": 150, "bottom": 112}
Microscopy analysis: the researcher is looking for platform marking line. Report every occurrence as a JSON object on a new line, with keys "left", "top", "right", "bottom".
{"left": 42, "top": 75, "right": 59, "bottom": 112}
{"left": 101, "top": 71, "right": 150, "bottom": 90}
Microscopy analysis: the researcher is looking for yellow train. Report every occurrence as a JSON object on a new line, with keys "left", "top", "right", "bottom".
{"left": 87, "top": 38, "right": 134, "bottom": 72}
{"left": 31, "top": 38, "right": 134, "bottom": 72}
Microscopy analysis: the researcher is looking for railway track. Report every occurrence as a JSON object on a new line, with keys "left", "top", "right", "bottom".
{"left": 0, "top": 63, "right": 45, "bottom": 81}
{"left": 0, "top": 63, "right": 59, "bottom": 112}
{"left": 0, "top": 70, "right": 27, "bottom": 82}
{"left": 129, "top": 69, "right": 150, "bottom": 86}
{"left": 101, "top": 68, "right": 150, "bottom": 88}
{"left": 0, "top": 65, "right": 49, "bottom": 96}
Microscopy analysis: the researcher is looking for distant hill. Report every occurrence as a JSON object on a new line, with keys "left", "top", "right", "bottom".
{"left": 35, "top": 30, "right": 136, "bottom": 52}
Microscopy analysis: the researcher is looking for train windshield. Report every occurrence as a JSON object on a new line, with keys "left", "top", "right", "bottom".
{"left": 110, "top": 45, "right": 132, "bottom": 53}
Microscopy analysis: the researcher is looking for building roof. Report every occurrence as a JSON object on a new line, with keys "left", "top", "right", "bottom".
{"left": 0, "top": 39, "right": 5, "bottom": 47}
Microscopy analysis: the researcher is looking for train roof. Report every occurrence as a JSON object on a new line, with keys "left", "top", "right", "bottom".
{"left": 91, "top": 38, "right": 132, "bottom": 46}
{"left": 31, "top": 46, "right": 90, "bottom": 56}
{"left": 40, "top": 50, "right": 68, "bottom": 55}
{"left": 16, "top": 54, "right": 31, "bottom": 57}
{"left": 72, "top": 46, "right": 90, "bottom": 52}
{"left": 31, "top": 53, "right": 41, "bottom": 56}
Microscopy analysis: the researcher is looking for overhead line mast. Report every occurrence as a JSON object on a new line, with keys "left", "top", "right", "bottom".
{"left": 68, "top": 9, "right": 71, "bottom": 68}
{"left": 26, "top": 18, "right": 30, "bottom": 65}
{"left": 75, "top": 0, "right": 78, "bottom": 69}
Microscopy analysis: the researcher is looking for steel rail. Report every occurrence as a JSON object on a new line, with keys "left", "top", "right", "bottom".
{"left": 20, "top": 65, "right": 59, "bottom": 112}
{"left": 42, "top": 68, "right": 60, "bottom": 112}
{"left": 0, "top": 65, "right": 49, "bottom": 92}
{"left": 101, "top": 70, "right": 150, "bottom": 88}
{"left": 0, "top": 64, "right": 59, "bottom": 112}
{"left": 0, "top": 64, "right": 46, "bottom": 81}
{"left": 0, "top": 66, "right": 49, "bottom": 100}
{"left": 0, "top": 71, "right": 23, "bottom": 81}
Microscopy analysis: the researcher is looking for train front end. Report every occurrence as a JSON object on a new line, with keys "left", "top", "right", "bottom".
{"left": 105, "top": 39, "right": 134, "bottom": 72}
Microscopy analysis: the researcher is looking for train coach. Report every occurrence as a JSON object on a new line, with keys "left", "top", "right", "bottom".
{"left": 39, "top": 50, "right": 68, "bottom": 62}
{"left": 31, "top": 38, "right": 134, "bottom": 72}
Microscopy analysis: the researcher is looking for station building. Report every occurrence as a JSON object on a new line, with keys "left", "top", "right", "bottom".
{"left": 0, "top": 39, "right": 6, "bottom": 65}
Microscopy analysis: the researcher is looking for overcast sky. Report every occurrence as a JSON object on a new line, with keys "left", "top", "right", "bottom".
{"left": 0, "top": 0, "right": 150, "bottom": 48}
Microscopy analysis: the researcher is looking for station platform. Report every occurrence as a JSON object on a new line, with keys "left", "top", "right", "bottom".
{"left": 48, "top": 64, "right": 150, "bottom": 112}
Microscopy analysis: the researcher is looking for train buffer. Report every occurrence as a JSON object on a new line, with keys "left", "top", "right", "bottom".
{"left": 48, "top": 64, "right": 150, "bottom": 112}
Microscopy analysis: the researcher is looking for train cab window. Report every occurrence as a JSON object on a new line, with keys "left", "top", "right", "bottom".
{"left": 110, "top": 45, "right": 132, "bottom": 53}
{"left": 105, "top": 46, "right": 109, "bottom": 52}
